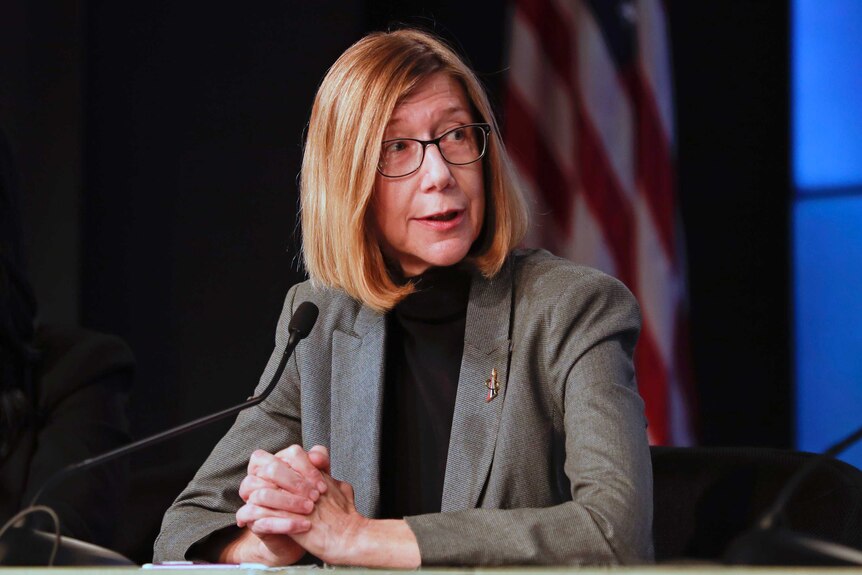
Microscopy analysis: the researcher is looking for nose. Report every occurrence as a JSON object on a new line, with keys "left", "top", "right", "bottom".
{"left": 419, "top": 142, "right": 454, "bottom": 190}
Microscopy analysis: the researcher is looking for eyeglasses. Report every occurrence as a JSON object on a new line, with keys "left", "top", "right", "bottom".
{"left": 377, "top": 123, "right": 492, "bottom": 178}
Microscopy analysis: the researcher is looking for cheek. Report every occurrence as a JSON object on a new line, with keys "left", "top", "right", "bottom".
{"left": 367, "top": 189, "right": 386, "bottom": 248}
{"left": 370, "top": 181, "right": 407, "bottom": 243}
{"left": 370, "top": 177, "right": 389, "bottom": 224}
{"left": 469, "top": 176, "right": 486, "bottom": 237}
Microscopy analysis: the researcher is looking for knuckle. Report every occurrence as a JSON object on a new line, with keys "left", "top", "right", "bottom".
{"left": 248, "top": 489, "right": 265, "bottom": 505}
{"left": 248, "top": 450, "right": 270, "bottom": 471}
{"left": 263, "top": 460, "right": 281, "bottom": 478}
{"left": 289, "top": 474, "right": 309, "bottom": 493}
{"left": 285, "top": 444, "right": 304, "bottom": 458}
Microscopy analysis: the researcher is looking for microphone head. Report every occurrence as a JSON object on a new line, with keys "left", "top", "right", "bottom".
{"left": 287, "top": 301, "right": 319, "bottom": 339}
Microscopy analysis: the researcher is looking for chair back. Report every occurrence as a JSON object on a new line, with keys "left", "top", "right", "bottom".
{"left": 651, "top": 446, "right": 862, "bottom": 562}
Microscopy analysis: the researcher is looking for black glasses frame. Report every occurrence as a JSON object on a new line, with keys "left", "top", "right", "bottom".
{"left": 377, "top": 122, "right": 492, "bottom": 178}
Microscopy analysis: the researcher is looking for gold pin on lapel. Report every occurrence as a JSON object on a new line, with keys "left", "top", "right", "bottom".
{"left": 485, "top": 368, "right": 499, "bottom": 402}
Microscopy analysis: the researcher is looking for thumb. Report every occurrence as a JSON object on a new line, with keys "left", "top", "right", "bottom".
{"left": 308, "top": 445, "right": 331, "bottom": 474}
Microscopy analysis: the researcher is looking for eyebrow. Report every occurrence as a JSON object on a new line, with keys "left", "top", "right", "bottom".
{"left": 387, "top": 105, "right": 472, "bottom": 128}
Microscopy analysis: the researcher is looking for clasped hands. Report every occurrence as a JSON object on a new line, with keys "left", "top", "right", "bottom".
{"left": 234, "top": 444, "right": 368, "bottom": 566}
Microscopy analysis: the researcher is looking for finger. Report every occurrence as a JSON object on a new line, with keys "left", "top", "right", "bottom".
{"left": 273, "top": 444, "right": 328, "bottom": 494}
{"left": 250, "top": 516, "right": 313, "bottom": 535}
{"left": 239, "top": 474, "right": 277, "bottom": 502}
{"left": 248, "top": 486, "right": 314, "bottom": 514}
{"left": 308, "top": 445, "right": 331, "bottom": 475}
{"left": 255, "top": 457, "right": 320, "bottom": 500}
{"left": 237, "top": 504, "right": 310, "bottom": 534}
{"left": 248, "top": 449, "right": 278, "bottom": 476}
{"left": 236, "top": 502, "right": 309, "bottom": 526}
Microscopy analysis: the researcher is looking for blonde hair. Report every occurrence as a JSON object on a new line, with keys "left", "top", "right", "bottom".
{"left": 300, "top": 29, "right": 528, "bottom": 312}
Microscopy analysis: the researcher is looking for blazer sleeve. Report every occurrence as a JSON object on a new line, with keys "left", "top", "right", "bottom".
{"left": 153, "top": 286, "right": 305, "bottom": 561}
{"left": 404, "top": 270, "right": 653, "bottom": 566}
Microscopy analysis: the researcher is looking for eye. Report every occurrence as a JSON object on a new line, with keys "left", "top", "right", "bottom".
{"left": 445, "top": 127, "right": 467, "bottom": 142}
{"left": 382, "top": 140, "right": 409, "bottom": 155}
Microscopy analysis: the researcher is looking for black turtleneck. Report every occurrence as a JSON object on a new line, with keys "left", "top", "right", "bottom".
{"left": 379, "top": 265, "right": 471, "bottom": 519}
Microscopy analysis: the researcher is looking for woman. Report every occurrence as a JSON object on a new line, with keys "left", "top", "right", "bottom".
{"left": 155, "top": 29, "right": 652, "bottom": 567}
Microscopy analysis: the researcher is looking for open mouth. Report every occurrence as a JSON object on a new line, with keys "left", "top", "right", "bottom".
{"left": 423, "top": 210, "right": 460, "bottom": 222}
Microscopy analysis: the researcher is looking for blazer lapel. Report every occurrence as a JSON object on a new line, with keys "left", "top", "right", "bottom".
{"left": 330, "top": 304, "right": 386, "bottom": 518}
{"left": 441, "top": 258, "right": 514, "bottom": 512}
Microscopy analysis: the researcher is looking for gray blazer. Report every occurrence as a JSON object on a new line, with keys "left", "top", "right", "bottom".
{"left": 154, "top": 249, "right": 654, "bottom": 565}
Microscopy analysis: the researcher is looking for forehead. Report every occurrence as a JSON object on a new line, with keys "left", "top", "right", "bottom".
{"left": 387, "top": 72, "right": 472, "bottom": 124}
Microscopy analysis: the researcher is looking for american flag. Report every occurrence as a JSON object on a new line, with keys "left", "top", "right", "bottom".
{"left": 504, "top": 0, "right": 695, "bottom": 445}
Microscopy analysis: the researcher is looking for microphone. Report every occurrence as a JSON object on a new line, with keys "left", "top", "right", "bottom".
{"left": 0, "top": 301, "right": 319, "bottom": 566}
{"left": 724, "top": 422, "right": 862, "bottom": 566}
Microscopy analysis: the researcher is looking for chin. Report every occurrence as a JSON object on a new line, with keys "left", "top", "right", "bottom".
{"left": 429, "top": 257, "right": 466, "bottom": 270}
{"left": 397, "top": 236, "right": 478, "bottom": 275}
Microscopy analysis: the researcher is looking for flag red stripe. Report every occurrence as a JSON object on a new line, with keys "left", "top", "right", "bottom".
{"left": 506, "top": 90, "right": 576, "bottom": 232}
{"left": 635, "top": 328, "right": 669, "bottom": 444}
{"left": 517, "top": 0, "right": 575, "bottom": 88}
{"left": 636, "top": 79, "right": 676, "bottom": 258}
{"left": 576, "top": 107, "right": 636, "bottom": 288}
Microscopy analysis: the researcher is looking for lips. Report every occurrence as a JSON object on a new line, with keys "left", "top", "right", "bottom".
{"left": 424, "top": 210, "right": 460, "bottom": 221}
{"left": 415, "top": 209, "right": 465, "bottom": 229}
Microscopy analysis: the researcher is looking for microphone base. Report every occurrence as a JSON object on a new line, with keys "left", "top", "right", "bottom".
{"left": 725, "top": 527, "right": 862, "bottom": 566}
{"left": 0, "top": 526, "right": 135, "bottom": 566}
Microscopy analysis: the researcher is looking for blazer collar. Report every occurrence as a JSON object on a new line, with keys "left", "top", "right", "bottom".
{"left": 329, "top": 304, "right": 386, "bottom": 518}
{"left": 442, "top": 257, "right": 514, "bottom": 511}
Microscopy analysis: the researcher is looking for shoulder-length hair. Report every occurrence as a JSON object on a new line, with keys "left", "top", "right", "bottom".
{"left": 300, "top": 28, "right": 528, "bottom": 312}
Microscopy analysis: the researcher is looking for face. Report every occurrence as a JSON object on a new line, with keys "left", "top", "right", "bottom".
{"left": 371, "top": 72, "right": 485, "bottom": 277}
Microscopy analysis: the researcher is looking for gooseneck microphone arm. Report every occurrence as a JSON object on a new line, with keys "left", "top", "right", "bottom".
{"left": 724, "top": 420, "right": 862, "bottom": 566}
{"left": 759, "top": 422, "right": 862, "bottom": 530}
{"left": 28, "top": 301, "right": 319, "bottom": 508}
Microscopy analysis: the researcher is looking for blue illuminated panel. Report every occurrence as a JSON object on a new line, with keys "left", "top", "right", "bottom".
{"left": 793, "top": 0, "right": 862, "bottom": 469}
{"left": 794, "top": 197, "right": 862, "bottom": 468}
{"left": 793, "top": 0, "right": 862, "bottom": 190}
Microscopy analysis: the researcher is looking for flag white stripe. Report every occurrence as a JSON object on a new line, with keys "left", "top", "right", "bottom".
{"left": 512, "top": 166, "right": 554, "bottom": 247}
{"left": 635, "top": 192, "right": 678, "bottom": 368}
{"left": 510, "top": 13, "right": 578, "bottom": 179}
{"left": 637, "top": 0, "right": 675, "bottom": 145}
{"left": 567, "top": 192, "right": 619, "bottom": 276}
{"left": 577, "top": 5, "right": 637, "bottom": 201}
{"left": 669, "top": 372, "right": 695, "bottom": 445}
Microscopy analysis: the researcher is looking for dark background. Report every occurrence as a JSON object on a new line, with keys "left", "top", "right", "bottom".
{"left": 1, "top": 0, "right": 790, "bottom": 558}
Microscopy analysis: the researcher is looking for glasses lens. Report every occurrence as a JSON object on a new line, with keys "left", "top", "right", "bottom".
{"left": 379, "top": 139, "right": 422, "bottom": 178}
{"left": 377, "top": 124, "right": 490, "bottom": 177}
{"left": 439, "top": 125, "right": 487, "bottom": 165}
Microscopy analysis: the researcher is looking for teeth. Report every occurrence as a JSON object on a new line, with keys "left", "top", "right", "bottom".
{"left": 428, "top": 211, "right": 456, "bottom": 221}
